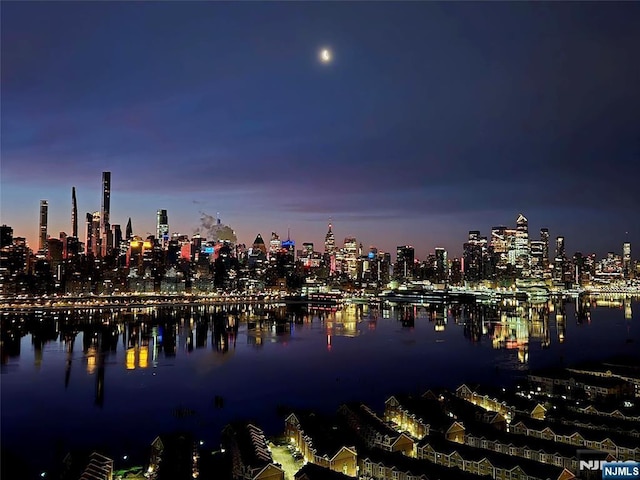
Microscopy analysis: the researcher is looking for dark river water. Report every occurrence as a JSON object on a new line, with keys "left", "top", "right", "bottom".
{"left": 1, "top": 296, "right": 638, "bottom": 477}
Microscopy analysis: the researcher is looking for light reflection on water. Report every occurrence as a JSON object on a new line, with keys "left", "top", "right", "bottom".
{"left": 1, "top": 297, "right": 637, "bottom": 474}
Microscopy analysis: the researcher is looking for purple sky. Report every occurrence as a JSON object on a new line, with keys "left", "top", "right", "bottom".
{"left": 2, "top": 2, "right": 639, "bottom": 259}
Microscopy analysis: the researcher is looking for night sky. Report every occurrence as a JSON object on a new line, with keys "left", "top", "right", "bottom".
{"left": 2, "top": 2, "right": 639, "bottom": 258}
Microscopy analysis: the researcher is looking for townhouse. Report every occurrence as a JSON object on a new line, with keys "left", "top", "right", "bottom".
{"left": 528, "top": 368, "right": 634, "bottom": 401}
{"left": 572, "top": 403, "right": 640, "bottom": 422}
{"left": 455, "top": 384, "right": 517, "bottom": 421}
{"left": 441, "top": 394, "right": 508, "bottom": 431}
{"left": 78, "top": 452, "right": 114, "bottom": 480}
{"left": 294, "top": 463, "right": 355, "bottom": 480}
{"left": 222, "top": 423, "right": 285, "bottom": 480}
{"left": 384, "top": 394, "right": 467, "bottom": 442}
{"left": 285, "top": 412, "right": 358, "bottom": 477}
{"left": 546, "top": 406, "right": 640, "bottom": 439}
{"left": 567, "top": 358, "right": 640, "bottom": 397}
{"left": 338, "top": 403, "right": 415, "bottom": 456}
{"left": 509, "top": 415, "right": 640, "bottom": 461}
{"left": 417, "top": 434, "right": 576, "bottom": 480}
{"left": 463, "top": 421, "right": 583, "bottom": 472}
{"left": 149, "top": 433, "right": 199, "bottom": 480}
{"left": 358, "top": 447, "right": 492, "bottom": 480}
{"left": 456, "top": 384, "right": 550, "bottom": 421}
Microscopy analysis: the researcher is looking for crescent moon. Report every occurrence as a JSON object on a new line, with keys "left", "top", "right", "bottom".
{"left": 320, "top": 48, "right": 332, "bottom": 63}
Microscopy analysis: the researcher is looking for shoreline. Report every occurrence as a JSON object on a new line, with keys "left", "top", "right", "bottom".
{"left": 1, "top": 289, "right": 640, "bottom": 313}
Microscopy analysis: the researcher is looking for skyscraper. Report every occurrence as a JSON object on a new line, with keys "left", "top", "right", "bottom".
{"left": 395, "top": 245, "right": 415, "bottom": 280}
{"left": 252, "top": 234, "right": 267, "bottom": 255}
{"left": 92, "top": 212, "right": 101, "bottom": 257}
{"left": 530, "top": 240, "right": 545, "bottom": 274}
{"left": 269, "top": 232, "right": 282, "bottom": 255}
{"left": 491, "top": 226, "right": 514, "bottom": 266}
{"left": 112, "top": 224, "right": 122, "bottom": 255}
{"left": 1, "top": 225, "right": 13, "bottom": 248}
{"left": 435, "top": 247, "right": 448, "bottom": 283}
{"left": 324, "top": 222, "right": 336, "bottom": 255}
{"left": 125, "top": 217, "right": 133, "bottom": 240}
{"left": 515, "top": 213, "right": 530, "bottom": 272}
{"left": 540, "top": 228, "right": 549, "bottom": 269}
{"left": 100, "top": 171, "right": 111, "bottom": 257}
{"left": 463, "top": 237, "right": 483, "bottom": 282}
{"left": 86, "top": 213, "right": 94, "bottom": 255}
{"left": 156, "top": 209, "right": 169, "bottom": 247}
{"left": 280, "top": 229, "right": 295, "bottom": 259}
{"left": 343, "top": 237, "right": 358, "bottom": 278}
{"left": 554, "top": 236, "right": 566, "bottom": 281}
{"left": 556, "top": 236, "right": 565, "bottom": 259}
{"left": 72, "top": 187, "right": 78, "bottom": 238}
{"left": 39, "top": 200, "right": 48, "bottom": 252}
{"left": 623, "top": 242, "right": 631, "bottom": 278}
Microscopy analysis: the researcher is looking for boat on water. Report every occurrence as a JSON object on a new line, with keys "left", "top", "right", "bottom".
{"left": 308, "top": 292, "right": 343, "bottom": 305}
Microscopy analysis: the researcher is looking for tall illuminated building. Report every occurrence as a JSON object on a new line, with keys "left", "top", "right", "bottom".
{"left": 125, "top": 217, "right": 133, "bottom": 240}
{"left": 71, "top": 187, "right": 78, "bottom": 238}
{"left": 100, "top": 171, "right": 111, "bottom": 257}
{"left": 302, "top": 242, "right": 314, "bottom": 256}
{"left": 468, "top": 231, "right": 481, "bottom": 242}
{"left": 530, "top": 241, "right": 544, "bottom": 272}
{"left": 435, "top": 247, "right": 447, "bottom": 283}
{"left": 556, "top": 236, "right": 565, "bottom": 259}
{"left": 491, "top": 226, "right": 507, "bottom": 254}
{"left": 503, "top": 228, "right": 517, "bottom": 265}
{"left": 39, "top": 200, "right": 48, "bottom": 253}
{"left": 463, "top": 232, "right": 485, "bottom": 282}
{"left": 491, "top": 226, "right": 516, "bottom": 265}
{"left": 252, "top": 234, "right": 267, "bottom": 255}
{"left": 490, "top": 226, "right": 506, "bottom": 269}
{"left": 623, "top": 242, "right": 632, "bottom": 279}
{"left": 554, "top": 236, "right": 565, "bottom": 281}
{"left": 514, "top": 213, "right": 530, "bottom": 272}
{"left": 324, "top": 222, "right": 336, "bottom": 255}
{"left": 281, "top": 230, "right": 296, "bottom": 260}
{"left": 85, "top": 213, "right": 94, "bottom": 255}
{"left": 396, "top": 245, "right": 415, "bottom": 280}
{"left": 324, "top": 222, "right": 337, "bottom": 274}
{"left": 112, "top": 224, "right": 122, "bottom": 254}
{"left": 269, "top": 232, "right": 281, "bottom": 255}
{"left": 540, "top": 228, "right": 549, "bottom": 269}
{"left": 91, "top": 212, "right": 101, "bottom": 257}
{"left": 156, "top": 209, "right": 169, "bottom": 248}
{"left": 343, "top": 237, "right": 358, "bottom": 278}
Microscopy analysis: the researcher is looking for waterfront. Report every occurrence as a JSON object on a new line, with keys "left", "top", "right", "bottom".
{"left": 1, "top": 297, "right": 638, "bottom": 477}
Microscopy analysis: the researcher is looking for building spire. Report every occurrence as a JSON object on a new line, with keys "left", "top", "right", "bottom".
{"left": 71, "top": 187, "right": 78, "bottom": 238}
{"left": 125, "top": 217, "right": 133, "bottom": 239}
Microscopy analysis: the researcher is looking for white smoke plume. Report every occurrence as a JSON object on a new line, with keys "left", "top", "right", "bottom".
{"left": 195, "top": 212, "right": 237, "bottom": 243}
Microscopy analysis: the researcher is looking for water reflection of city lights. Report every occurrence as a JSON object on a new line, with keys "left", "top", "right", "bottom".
{"left": 86, "top": 346, "right": 97, "bottom": 374}
{"left": 139, "top": 346, "right": 149, "bottom": 368}
{"left": 126, "top": 348, "right": 136, "bottom": 370}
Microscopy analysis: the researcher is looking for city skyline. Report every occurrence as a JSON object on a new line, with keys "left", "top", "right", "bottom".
{"left": 2, "top": 172, "right": 637, "bottom": 261}
{"left": 2, "top": 2, "right": 640, "bottom": 258}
